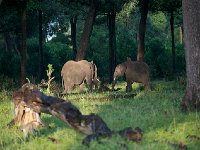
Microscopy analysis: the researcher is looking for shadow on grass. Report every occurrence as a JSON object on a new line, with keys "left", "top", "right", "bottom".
{"left": 67, "top": 92, "right": 137, "bottom": 102}
{"left": 2, "top": 80, "right": 199, "bottom": 150}
{"left": 38, "top": 114, "right": 71, "bottom": 137}
{"left": 64, "top": 81, "right": 199, "bottom": 149}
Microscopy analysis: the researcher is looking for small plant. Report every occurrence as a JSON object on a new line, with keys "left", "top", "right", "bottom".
{"left": 46, "top": 64, "right": 55, "bottom": 94}
{"left": 40, "top": 64, "right": 55, "bottom": 95}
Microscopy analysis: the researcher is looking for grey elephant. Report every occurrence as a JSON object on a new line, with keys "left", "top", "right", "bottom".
{"left": 112, "top": 58, "right": 151, "bottom": 92}
{"left": 61, "top": 60, "right": 98, "bottom": 94}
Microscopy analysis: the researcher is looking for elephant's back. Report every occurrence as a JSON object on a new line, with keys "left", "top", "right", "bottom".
{"left": 61, "top": 61, "right": 78, "bottom": 73}
{"left": 61, "top": 61, "right": 85, "bottom": 85}
{"left": 126, "top": 61, "right": 150, "bottom": 82}
{"left": 61, "top": 61, "right": 85, "bottom": 79}
{"left": 129, "top": 61, "right": 150, "bottom": 74}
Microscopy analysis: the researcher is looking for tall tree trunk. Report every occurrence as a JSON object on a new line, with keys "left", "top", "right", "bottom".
{"left": 137, "top": 0, "right": 149, "bottom": 62}
{"left": 38, "top": 9, "right": 44, "bottom": 81}
{"left": 108, "top": 10, "right": 116, "bottom": 83}
{"left": 170, "top": 10, "right": 176, "bottom": 74}
{"left": 21, "top": 7, "right": 27, "bottom": 85}
{"left": 75, "top": 1, "right": 96, "bottom": 61}
{"left": 179, "top": 26, "right": 183, "bottom": 45}
{"left": 70, "top": 16, "right": 77, "bottom": 60}
{"left": 181, "top": 0, "right": 200, "bottom": 111}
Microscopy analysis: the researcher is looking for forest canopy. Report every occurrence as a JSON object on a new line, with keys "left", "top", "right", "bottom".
{"left": 0, "top": 0, "right": 183, "bottom": 81}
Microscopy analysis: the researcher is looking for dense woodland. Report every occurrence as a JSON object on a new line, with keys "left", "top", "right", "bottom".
{"left": 0, "top": 0, "right": 183, "bottom": 80}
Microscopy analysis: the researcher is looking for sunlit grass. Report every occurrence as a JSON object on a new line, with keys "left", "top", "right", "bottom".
{"left": 0, "top": 80, "right": 199, "bottom": 150}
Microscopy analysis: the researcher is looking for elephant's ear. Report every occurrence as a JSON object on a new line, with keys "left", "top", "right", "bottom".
{"left": 127, "top": 57, "right": 131, "bottom": 61}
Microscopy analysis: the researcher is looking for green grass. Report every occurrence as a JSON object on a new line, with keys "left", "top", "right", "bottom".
{"left": 0, "top": 80, "right": 200, "bottom": 150}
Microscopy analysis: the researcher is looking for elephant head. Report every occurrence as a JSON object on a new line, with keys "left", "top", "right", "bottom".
{"left": 112, "top": 63, "right": 127, "bottom": 91}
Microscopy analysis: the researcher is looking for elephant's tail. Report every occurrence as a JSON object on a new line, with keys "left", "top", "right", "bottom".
{"left": 61, "top": 72, "right": 64, "bottom": 89}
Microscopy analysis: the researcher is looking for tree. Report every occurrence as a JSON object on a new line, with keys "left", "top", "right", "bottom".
{"left": 3, "top": 0, "right": 28, "bottom": 84}
{"left": 99, "top": 0, "right": 131, "bottom": 82}
{"left": 170, "top": 10, "right": 175, "bottom": 73}
{"left": 151, "top": 0, "right": 181, "bottom": 73}
{"left": 137, "top": 0, "right": 150, "bottom": 62}
{"left": 75, "top": 0, "right": 129, "bottom": 62}
{"left": 38, "top": 8, "right": 44, "bottom": 81}
{"left": 181, "top": 0, "right": 200, "bottom": 111}
{"left": 20, "top": 0, "right": 28, "bottom": 84}
{"left": 108, "top": 7, "right": 116, "bottom": 83}
{"left": 75, "top": 0, "right": 97, "bottom": 61}
{"left": 70, "top": 16, "right": 77, "bottom": 60}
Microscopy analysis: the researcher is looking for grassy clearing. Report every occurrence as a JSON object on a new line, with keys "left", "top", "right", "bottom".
{"left": 0, "top": 80, "right": 199, "bottom": 150}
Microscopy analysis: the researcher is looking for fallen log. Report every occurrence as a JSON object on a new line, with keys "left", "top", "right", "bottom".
{"left": 10, "top": 83, "right": 142, "bottom": 145}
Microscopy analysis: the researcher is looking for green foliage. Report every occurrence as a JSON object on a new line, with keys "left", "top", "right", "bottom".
{"left": 145, "top": 38, "right": 171, "bottom": 77}
{"left": 0, "top": 75, "right": 20, "bottom": 91}
{"left": 150, "top": 12, "right": 167, "bottom": 31}
{"left": 0, "top": 49, "right": 21, "bottom": 77}
{"left": 0, "top": 80, "right": 199, "bottom": 149}
{"left": 88, "top": 24, "right": 109, "bottom": 77}
{"left": 117, "top": 0, "right": 137, "bottom": 19}
{"left": 43, "top": 40, "right": 73, "bottom": 79}
{"left": 26, "top": 38, "right": 40, "bottom": 76}
{"left": 151, "top": 0, "right": 182, "bottom": 13}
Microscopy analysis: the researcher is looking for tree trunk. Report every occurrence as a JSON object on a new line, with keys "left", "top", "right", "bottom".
{"left": 181, "top": 0, "right": 200, "bottom": 111}
{"left": 170, "top": 10, "right": 176, "bottom": 74}
{"left": 179, "top": 26, "right": 183, "bottom": 45}
{"left": 38, "top": 9, "right": 44, "bottom": 81}
{"left": 70, "top": 16, "right": 77, "bottom": 60}
{"left": 137, "top": 0, "right": 149, "bottom": 62}
{"left": 21, "top": 7, "right": 27, "bottom": 85}
{"left": 75, "top": 1, "right": 96, "bottom": 61}
{"left": 108, "top": 10, "right": 116, "bottom": 83}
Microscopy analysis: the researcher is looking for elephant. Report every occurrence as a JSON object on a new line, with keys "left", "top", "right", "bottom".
{"left": 61, "top": 60, "right": 98, "bottom": 94}
{"left": 112, "top": 57, "right": 151, "bottom": 92}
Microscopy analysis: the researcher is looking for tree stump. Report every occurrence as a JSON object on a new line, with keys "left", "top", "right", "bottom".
{"left": 8, "top": 83, "right": 45, "bottom": 137}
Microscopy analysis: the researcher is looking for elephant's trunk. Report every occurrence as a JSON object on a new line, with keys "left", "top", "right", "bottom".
{"left": 92, "top": 77, "right": 99, "bottom": 90}
{"left": 112, "top": 78, "right": 116, "bottom": 91}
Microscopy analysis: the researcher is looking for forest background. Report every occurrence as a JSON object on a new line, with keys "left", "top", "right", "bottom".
{"left": 0, "top": 0, "right": 184, "bottom": 83}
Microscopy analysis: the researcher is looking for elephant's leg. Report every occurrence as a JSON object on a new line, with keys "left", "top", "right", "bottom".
{"left": 62, "top": 81, "right": 74, "bottom": 94}
{"left": 67, "top": 84, "right": 75, "bottom": 93}
{"left": 61, "top": 89, "right": 67, "bottom": 95}
{"left": 86, "top": 78, "right": 92, "bottom": 92}
{"left": 126, "top": 81, "right": 132, "bottom": 92}
{"left": 79, "top": 82, "right": 84, "bottom": 93}
{"left": 61, "top": 78, "right": 69, "bottom": 95}
{"left": 144, "top": 81, "right": 151, "bottom": 91}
